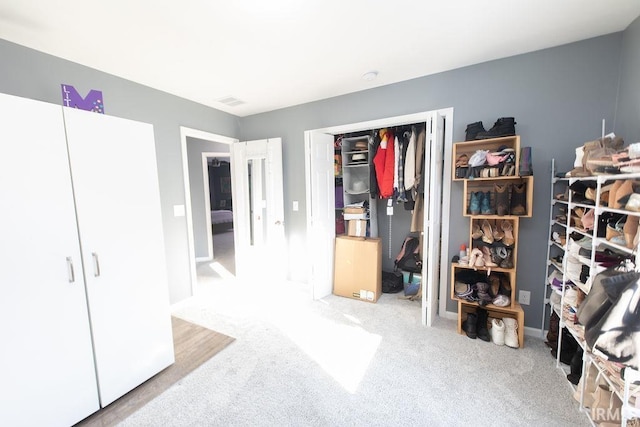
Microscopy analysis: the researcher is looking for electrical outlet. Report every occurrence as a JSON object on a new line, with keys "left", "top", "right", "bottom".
{"left": 519, "top": 290, "right": 531, "bottom": 305}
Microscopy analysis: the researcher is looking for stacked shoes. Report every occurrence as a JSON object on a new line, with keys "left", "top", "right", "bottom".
{"left": 465, "top": 118, "right": 517, "bottom": 141}
{"left": 462, "top": 308, "right": 519, "bottom": 348}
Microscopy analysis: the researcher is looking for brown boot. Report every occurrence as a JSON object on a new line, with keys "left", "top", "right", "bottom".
{"left": 510, "top": 183, "right": 527, "bottom": 215}
{"left": 607, "top": 180, "right": 622, "bottom": 207}
{"left": 494, "top": 183, "right": 510, "bottom": 216}
{"left": 614, "top": 180, "right": 634, "bottom": 209}
{"left": 624, "top": 215, "right": 639, "bottom": 249}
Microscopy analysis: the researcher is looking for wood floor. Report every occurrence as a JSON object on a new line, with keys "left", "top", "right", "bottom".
{"left": 76, "top": 317, "right": 235, "bottom": 426}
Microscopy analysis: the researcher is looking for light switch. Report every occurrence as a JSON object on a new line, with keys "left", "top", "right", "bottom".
{"left": 173, "top": 205, "right": 185, "bottom": 217}
{"left": 293, "top": 201, "right": 299, "bottom": 211}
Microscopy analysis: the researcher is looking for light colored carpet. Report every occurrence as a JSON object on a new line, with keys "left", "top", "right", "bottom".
{"left": 78, "top": 317, "right": 234, "bottom": 426}
{"left": 119, "top": 275, "right": 590, "bottom": 426}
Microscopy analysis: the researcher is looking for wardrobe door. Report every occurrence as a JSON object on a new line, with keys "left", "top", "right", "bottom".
{"left": 63, "top": 107, "right": 174, "bottom": 406}
{"left": 0, "top": 94, "right": 99, "bottom": 426}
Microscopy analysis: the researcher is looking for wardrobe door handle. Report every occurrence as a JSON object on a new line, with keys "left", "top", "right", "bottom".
{"left": 66, "top": 257, "right": 75, "bottom": 283}
{"left": 92, "top": 252, "right": 101, "bottom": 277}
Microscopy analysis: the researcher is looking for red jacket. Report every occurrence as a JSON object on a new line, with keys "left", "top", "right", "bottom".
{"left": 373, "top": 128, "right": 395, "bottom": 198}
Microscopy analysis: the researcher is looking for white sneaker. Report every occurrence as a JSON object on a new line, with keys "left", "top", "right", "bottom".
{"left": 503, "top": 317, "right": 519, "bottom": 348}
{"left": 491, "top": 318, "right": 505, "bottom": 346}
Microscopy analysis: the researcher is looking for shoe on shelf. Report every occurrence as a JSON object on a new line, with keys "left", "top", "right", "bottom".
{"left": 463, "top": 312, "right": 478, "bottom": 339}
{"left": 608, "top": 180, "right": 623, "bottom": 208}
{"left": 510, "top": 183, "right": 527, "bottom": 215}
{"left": 623, "top": 215, "right": 639, "bottom": 248}
{"left": 476, "top": 308, "right": 490, "bottom": 342}
{"left": 481, "top": 220, "right": 494, "bottom": 244}
{"left": 476, "top": 283, "right": 493, "bottom": 307}
{"left": 501, "top": 220, "right": 515, "bottom": 246}
{"left": 499, "top": 249, "right": 514, "bottom": 269}
{"left": 492, "top": 294, "right": 510, "bottom": 307}
{"left": 469, "top": 191, "right": 481, "bottom": 215}
{"left": 614, "top": 179, "right": 634, "bottom": 209}
{"left": 495, "top": 183, "right": 510, "bottom": 216}
{"left": 490, "top": 318, "right": 505, "bottom": 345}
{"left": 476, "top": 117, "right": 516, "bottom": 139}
{"left": 499, "top": 274, "right": 512, "bottom": 296}
{"left": 471, "top": 223, "right": 483, "bottom": 240}
{"left": 624, "top": 193, "right": 640, "bottom": 212}
{"left": 480, "top": 191, "right": 494, "bottom": 215}
{"left": 469, "top": 248, "right": 485, "bottom": 269}
{"left": 465, "top": 121, "right": 486, "bottom": 141}
{"left": 519, "top": 146, "right": 533, "bottom": 176}
{"left": 482, "top": 246, "right": 497, "bottom": 267}
{"left": 455, "top": 153, "right": 469, "bottom": 167}
{"left": 502, "top": 317, "right": 519, "bottom": 348}
{"left": 489, "top": 248, "right": 502, "bottom": 267}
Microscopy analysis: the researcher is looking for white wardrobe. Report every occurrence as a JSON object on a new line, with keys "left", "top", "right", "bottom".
{"left": 0, "top": 93, "right": 175, "bottom": 426}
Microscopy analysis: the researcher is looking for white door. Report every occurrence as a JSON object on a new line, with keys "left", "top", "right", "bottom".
{"left": 422, "top": 112, "right": 446, "bottom": 326}
{"left": 305, "top": 132, "right": 336, "bottom": 299}
{"left": 0, "top": 94, "right": 100, "bottom": 426}
{"left": 231, "top": 138, "right": 285, "bottom": 280}
{"left": 63, "top": 108, "right": 175, "bottom": 406}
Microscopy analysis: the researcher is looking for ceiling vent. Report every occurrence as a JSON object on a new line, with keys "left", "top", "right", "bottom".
{"left": 216, "top": 96, "right": 245, "bottom": 107}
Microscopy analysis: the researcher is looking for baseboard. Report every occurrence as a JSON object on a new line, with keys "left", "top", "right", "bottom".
{"left": 442, "top": 310, "right": 543, "bottom": 338}
{"left": 442, "top": 310, "right": 458, "bottom": 321}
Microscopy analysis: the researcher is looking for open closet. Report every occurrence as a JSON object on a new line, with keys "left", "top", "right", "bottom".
{"left": 305, "top": 109, "right": 453, "bottom": 326}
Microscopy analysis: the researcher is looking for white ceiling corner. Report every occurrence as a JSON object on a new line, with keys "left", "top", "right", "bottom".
{"left": 0, "top": 0, "right": 639, "bottom": 117}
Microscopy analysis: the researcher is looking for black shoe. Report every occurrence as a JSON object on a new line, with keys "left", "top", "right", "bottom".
{"left": 463, "top": 313, "right": 478, "bottom": 339}
{"left": 476, "top": 117, "right": 516, "bottom": 139}
{"left": 465, "top": 121, "right": 486, "bottom": 141}
{"left": 476, "top": 308, "right": 490, "bottom": 342}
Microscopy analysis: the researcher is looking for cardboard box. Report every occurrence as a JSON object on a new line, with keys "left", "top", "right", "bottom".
{"left": 344, "top": 206, "right": 366, "bottom": 214}
{"left": 333, "top": 236, "right": 382, "bottom": 302}
{"left": 347, "top": 219, "right": 368, "bottom": 237}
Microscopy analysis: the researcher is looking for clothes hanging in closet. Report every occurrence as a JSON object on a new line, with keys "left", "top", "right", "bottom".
{"left": 373, "top": 128, "right": 395, "bottom": 198}
{"left": 410, "top": 126, "right": 426, "bottom": 232}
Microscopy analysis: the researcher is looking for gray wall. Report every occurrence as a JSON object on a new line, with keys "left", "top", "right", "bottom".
{"left": 0, "top": 39, "right": 240, "bottom": 304}
{"left": 3, "top": 27, "right": 639, "bottom": 329}
{"left": 616, "top": 15, "right": 640, "bottom": 142}
{"left": 187, "top": 137, "right": 231, "bottom": 259}
{"left": 239, "top": 34, "right": 623, "bottom": 328}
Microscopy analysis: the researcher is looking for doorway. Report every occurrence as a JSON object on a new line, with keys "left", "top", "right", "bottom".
{"left": 203, "top": 154, "right": 235, "bottom": 276}
{"left": 304, "top": 109, "right": 454, "bottom": 326}
{"left": 180, "top": 127, "right": 238, "bottom": 296}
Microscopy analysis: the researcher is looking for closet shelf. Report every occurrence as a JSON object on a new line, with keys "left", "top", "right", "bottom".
{"left": 547, "top": 159, "right": 640, "bottom": 427}
{"left": 451, "top": 262, "right": 514, "bottom": 273}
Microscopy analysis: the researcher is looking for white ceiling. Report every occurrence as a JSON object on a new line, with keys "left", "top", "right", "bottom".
{"left": 1, "top": 1, "right": 639, "bottom": 117}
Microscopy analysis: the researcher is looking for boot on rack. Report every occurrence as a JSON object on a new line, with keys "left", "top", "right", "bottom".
{"left": 462, "top": 312, "right": 478, "bottom": 339}
{"left": 476, "top": 117, "right": 516, "bottom": 139}
{"left": 480, "top": 191, "right": 494, "bottom": 215}
{"left": 491, "top": 318, "right": 505, "bottom": 345}
{"left": 465, "top": 121, "right": 486, "bottom": 141}
{"left": 510, "top": 183, "right": 527, "bottom": 215}
{"left": 502, "top": 317, "right": 519, "bottom": 348}
{"left": 495, "top": 183, "right": 510, "bottom": 216}
{"left": 476, "top": 308, "right": 490, "bottom": 342}
{"left": 519, "top": 146, "right": 533, "bottom": 176}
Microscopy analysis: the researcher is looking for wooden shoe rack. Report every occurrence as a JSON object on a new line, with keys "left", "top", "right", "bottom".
{"left": 451, "top": 135, "right": 534, "bottom": 348}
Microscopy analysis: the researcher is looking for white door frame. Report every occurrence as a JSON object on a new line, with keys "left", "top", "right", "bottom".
{"left": 180, "top": 127, "right": 238, "bottom": 297}
{"left": 304, "top": 108, "right": 453, "bottom": 323}
{"left": 199, "top": 152, "right": 231, "bottom": 262}
{"left": 231, "top": 138, "right": 286, "bottom": 280}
